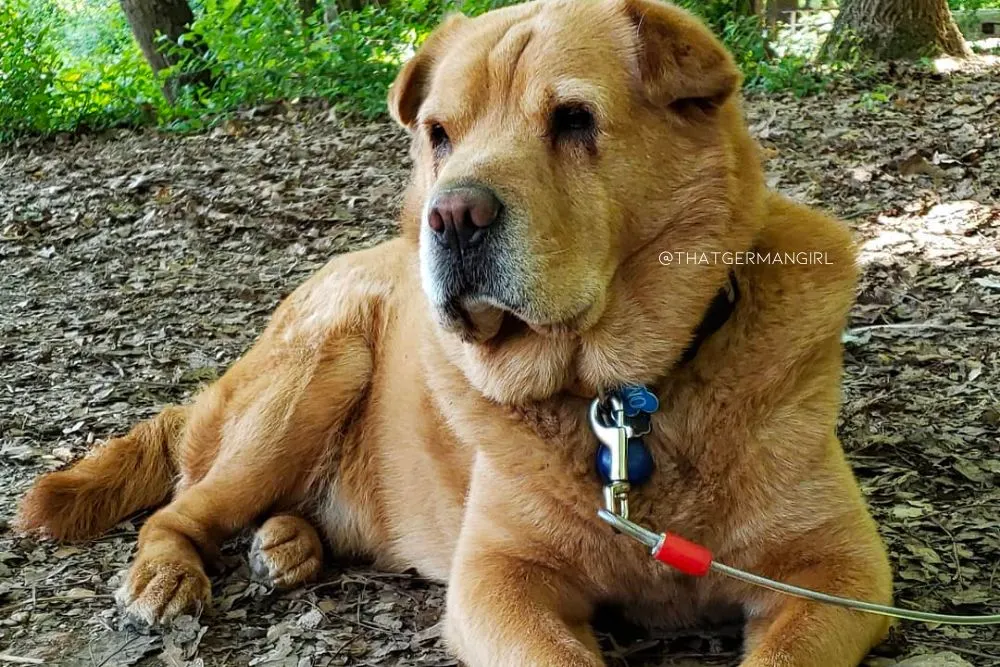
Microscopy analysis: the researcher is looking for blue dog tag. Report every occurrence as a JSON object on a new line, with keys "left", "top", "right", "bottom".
{"left": 620, "top": 385, "right": 659, "bottom": 417}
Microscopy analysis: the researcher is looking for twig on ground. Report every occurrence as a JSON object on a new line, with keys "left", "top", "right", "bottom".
{"left": 93, "top": 634, "right": 140, "bottom": 667}
{"left": 847, "top": 322, "right": 984, "bottom": 334}
{"left": 920, "top": 642, "right": 1000, "bottom": 662}
{"left": 0, "top": 594, "right": 114, "bottom": 616}
{"left": 0, "top": 655, "right": 45, "bottom": 665}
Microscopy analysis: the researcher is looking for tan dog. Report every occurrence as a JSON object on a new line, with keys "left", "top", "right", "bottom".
{"left": 17, "top": 1, "right": 893, "bottom": 665}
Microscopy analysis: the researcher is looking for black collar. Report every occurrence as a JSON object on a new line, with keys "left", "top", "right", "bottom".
{"left": 679, "top": 271, "right": 740, "bottom": 365}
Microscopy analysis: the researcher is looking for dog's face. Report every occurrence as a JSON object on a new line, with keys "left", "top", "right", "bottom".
{"left": 390, "top": 0, "right": 764, "bottom": 403}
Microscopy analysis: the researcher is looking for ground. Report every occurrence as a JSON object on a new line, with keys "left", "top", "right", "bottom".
{"left": 1, "top": 63, "right": 998, "bottom": 667}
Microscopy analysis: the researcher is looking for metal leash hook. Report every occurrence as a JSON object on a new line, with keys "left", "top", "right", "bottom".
{"left": 589, "top": 395, "right": 632, "bottom": 520}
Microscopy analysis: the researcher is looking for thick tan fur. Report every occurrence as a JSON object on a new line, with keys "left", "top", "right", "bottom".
{"left": 17, "top": 1, "right": 892, "bottom": 665}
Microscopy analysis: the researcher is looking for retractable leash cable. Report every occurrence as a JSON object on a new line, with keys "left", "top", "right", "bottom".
{"left": 597, "top": 510, "right": 1000, "bottom": 626}
{"left": 591, "top": 389, "right": 1000, "bottom": 627}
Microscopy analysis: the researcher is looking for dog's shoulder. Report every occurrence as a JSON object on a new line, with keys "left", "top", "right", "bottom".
{"left": 748, "top": 193, "right": 858, "bottom": 337}
{"left": 681, "top": 195, "right": 857, "bottom": 421}
{"left": 760, "top": 192, "right": 856, "bottom": 277}
{"left": 263, "top": 238, "right": 414, "bottom": 346}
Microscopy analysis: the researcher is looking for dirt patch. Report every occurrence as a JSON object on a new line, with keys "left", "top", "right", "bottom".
{"left": 1, "top": 65, "right": 998, "bottom": 666}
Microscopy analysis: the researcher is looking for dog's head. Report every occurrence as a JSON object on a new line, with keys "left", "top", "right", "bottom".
{"left": 391, "top": 0, "right": 764, "bottom": 403}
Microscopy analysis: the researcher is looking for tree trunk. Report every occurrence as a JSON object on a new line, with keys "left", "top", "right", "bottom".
{"left": 336, "top": 0, "right": 380, "bottom": 10}
{"left": 323, "top": 0, "right": 382, "bottom": 29}
{"left": 298, "top": 0, "right": 318, "bottom": 20}
{"left": 822, "top": 0, "right": 971, "bottom": 61}
{"left": 119, "top": 0, "right": 212, "bottom": 103}
{"left": 765, "top": 0, "right": 797, "bottom": 28}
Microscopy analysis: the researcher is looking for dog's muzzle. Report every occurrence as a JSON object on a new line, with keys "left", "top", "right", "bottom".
{"left": 420, "top": 183, "right": 528, "bottom": 340}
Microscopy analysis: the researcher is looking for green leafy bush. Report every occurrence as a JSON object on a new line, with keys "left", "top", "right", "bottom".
{"left": 949, "top": 1, "right": 1000, "bottom": 9}
{"left": 1, "top": 0, "right": 161, "bottom": 141}
{"left": 53, "top": 0, "right": 161, "bottom": 132}
{"left": 677, "top": 0, "right": 827, "bottom": 95}
{"left": 0, "top": 0, "right": 63, "bottom": 140}
{"left": 165, "top": 0, "right": 449, "bottom": 124}
{"left": 0, "top": 0, "right": 851, "bottom": 142}
{"left": 0, "top": 0, "right": 516, "bottom": 139}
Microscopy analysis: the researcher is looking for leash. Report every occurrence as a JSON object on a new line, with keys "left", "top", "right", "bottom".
{"left": 590, "top": 388, "right": 1000, "bottom": 626}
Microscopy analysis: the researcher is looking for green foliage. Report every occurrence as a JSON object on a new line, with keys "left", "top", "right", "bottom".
{"left": 0, "top": 0, "right": 871, "bottom": 141}
{"left": 677, "top": 0, "right": 828, "bottom": 96}
{"left": 1, "top": 0, "right": 162, "bottom": 141}
{"left": 857, "top": 83, "right": 895, "bottom": 111}
{"left": 53, "top": 1, "right": 161, "bottom": 132}
{"left": 165, "top": 0, "right": 471, "bottom": 126}
{"left": 949, "top": 0, "right": 1000, "bottom": 10}
{"left": 0, "top": 0, "right": 63, "bottom": 139}
{"left": 1, "top": 0, "right": 515, "bottom": 140}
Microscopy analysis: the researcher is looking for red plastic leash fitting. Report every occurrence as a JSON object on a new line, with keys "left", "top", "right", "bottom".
{"left": 652, "top": 533, "right": 714, "bottom": 577}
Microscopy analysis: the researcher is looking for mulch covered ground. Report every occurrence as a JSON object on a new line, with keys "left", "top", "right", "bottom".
{"left": 1, "top": 62, "right": 998, "bottom": 666}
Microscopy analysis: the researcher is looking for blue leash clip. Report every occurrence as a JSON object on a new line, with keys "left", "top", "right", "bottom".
{"left": 593, "top": 385, "right": 657, "bottom": 488}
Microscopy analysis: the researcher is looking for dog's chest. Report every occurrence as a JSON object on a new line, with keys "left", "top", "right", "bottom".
{"left": 510, "top": 399, "right": 707, "bottom": 497}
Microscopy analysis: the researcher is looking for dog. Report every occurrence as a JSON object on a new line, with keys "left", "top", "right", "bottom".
{"left": 16, "top": 1, "right": 893, "bottom": 665}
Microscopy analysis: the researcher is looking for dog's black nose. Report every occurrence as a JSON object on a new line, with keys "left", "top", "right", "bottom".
{"left": 427, "top": 185, "right": 502, "bottom": 251}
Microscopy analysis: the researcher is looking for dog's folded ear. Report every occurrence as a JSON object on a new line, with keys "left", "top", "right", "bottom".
{"left": 388, "top": 13, "right": 468, "bottom": 129}
{"left": 621, "top": 0, "right": 741, "bottom": 111}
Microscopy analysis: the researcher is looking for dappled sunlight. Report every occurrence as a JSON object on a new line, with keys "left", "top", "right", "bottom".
{"left": 858, "top": 200, "right": 999, "bottom": 270}
{"left": 970, "top": 36, "right": 1000, "bottom": 50}
{"left": 934, "top": 52, "right": 1000, "bottom": 72}
{"left": 772, "top": 9, "right": 836, "bottom": 59}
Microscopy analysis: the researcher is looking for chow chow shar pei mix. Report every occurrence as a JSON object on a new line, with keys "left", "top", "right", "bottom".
{"left": 19, "top": 1, "right": 893, "bottom": 664}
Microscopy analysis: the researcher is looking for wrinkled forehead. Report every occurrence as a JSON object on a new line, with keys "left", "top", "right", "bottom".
{"left": 423, "top": 1, "right": 637, "bottom": 126}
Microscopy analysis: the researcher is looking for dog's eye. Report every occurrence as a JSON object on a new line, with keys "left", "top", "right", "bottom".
{"left": 550, "top": 104, "right": 596, "bottom": 146}
{"left": 428, "top": 123, "right": 451, "bottom": 155}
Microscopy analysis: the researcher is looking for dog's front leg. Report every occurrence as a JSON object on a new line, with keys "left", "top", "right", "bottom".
{"left": 443, "top": 456, "right": 604, "bottom": 667}
{"left": 115, "top": 473, "right": 252, "bottom": 625}
{"left": 117, "top": 334, "right": 372, "bottom": 626}
{"left": 737, "top": 515, "right": 893, "bottom": 667}
{"left": 445, "top": 547, "right": 603, "bottom": 667}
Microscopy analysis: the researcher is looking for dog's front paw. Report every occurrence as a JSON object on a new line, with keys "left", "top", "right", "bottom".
{"left": 115, "top": 557, "right": 210, "bottom": 628}
{"left": 250, "top": 514, "right": 324, "bottom": 589}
